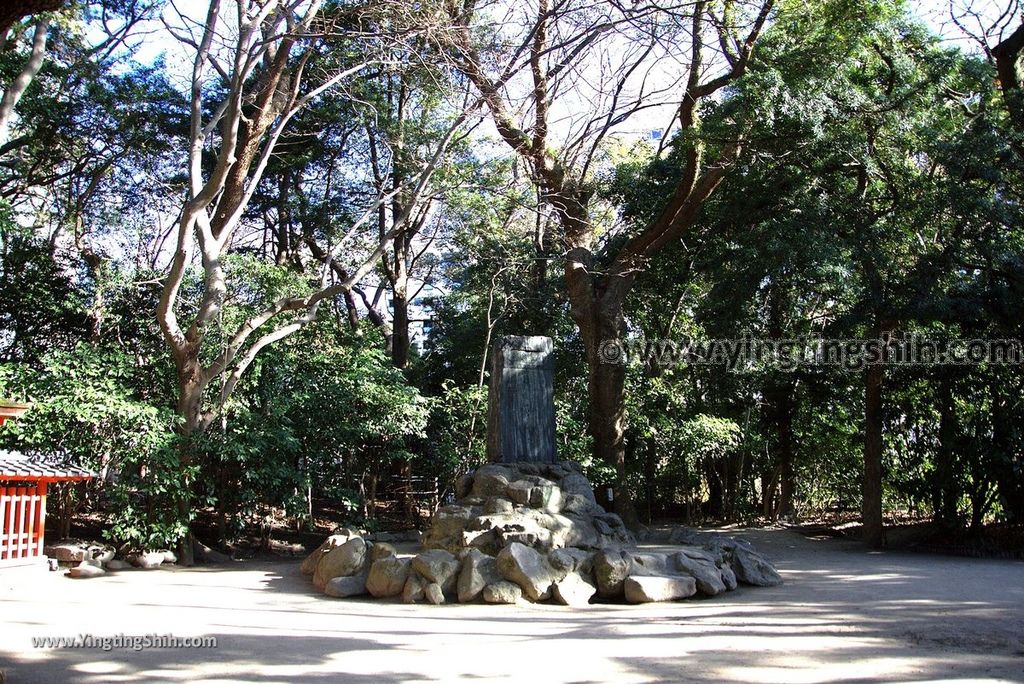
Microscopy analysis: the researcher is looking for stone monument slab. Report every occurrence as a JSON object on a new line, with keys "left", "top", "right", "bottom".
{"left": 486, "top": 335, "right": 556, "bottom": 463}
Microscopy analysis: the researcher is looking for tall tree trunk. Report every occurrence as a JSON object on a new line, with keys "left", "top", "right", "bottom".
{"left": 275, "top": 171, "right": 292, "bottom": 266}
{"left": 993, "top": 23, "right": 1024, "bottom": 160}
{"left": 934, "top": 374, "right": 961, "bottom": 529}
{"left": 776, "top": 388, "right": 796, "bottom": 519}
{"left": 0, "top": 18, "right": 49, "bottom": 145}
{"left": 173, "top": 359, "right": 206, "bottom": 566}
{"left": 342, "top": 290, "right": 360, "bottom": 330}
{"left": 862, "top": 353, "right": 886, "bottom": 549}
{"left": 765, "top": 285, "right": 796, "bottom": 519}
{"left": 391, "top": 288, "right": 410, "bottom": 369}
{"left": 562, "top": 199, "right": 640, "bottom": 527}
{"left": 586, "top": 335, "right": 636, "bottom": 525}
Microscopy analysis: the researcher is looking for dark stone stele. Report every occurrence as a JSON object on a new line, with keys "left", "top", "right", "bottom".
{"left": 486, "top": 335, "right": 557, "bottom": 464}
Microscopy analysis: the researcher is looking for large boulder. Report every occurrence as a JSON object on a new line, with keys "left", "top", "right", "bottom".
{"left": 506, "top": 480, "right": 533, "bottom": 506}
{"left": 366, "top": 557, "right": 411, "bottom": 598}
{"left": 402, "top": 573, "right": 426, "bottom": 603}
{"left": 496, "top": 542, "right": 559, "bottom": 601}
{"left": 552, "top": 573, "right": 596, "bottom": 607}
{"left": 132, "top": 552, "right": 165, "bottom": 569}
{"left": 624, "top": 575, "right": 697, "bottom": 603}
{"left": 313, "top": 537, "right": 367, "bottom": 591}
{"left": 67, "top": 563, "right": 105, "bottom": 579}
{"left": 412, "top": 549, "right": 461, "bottom": 595}
{"left": 369, "top": 543, "right": 397, "bottom": 562}
{"left": 424, "top": 583, "right": 445, "bottom": 605}
{"left": 482, "top": 581, "right": 522, "bottom": 604}
{"left": 457, "top": 549, "right": 502, "bottom": 603}
{"left": 483, "top": 497, "right": 514, "bottom": 515}
{"left": 673, "top": 549, "right": 727, "bottom": 596}
{"left": 325, "top": 573, "right": 368, "bottom": 598}
{"left": 731, "top": 544, "right": 783, "bottom": 587}
{"left": 548, "top": 548, "right": 593, "bottom": 579}
{"left": 720, "top": 563, "right": 738, "bottom": 590}
{"left": 529, "top": 483, "right": 562, "bottom": 512}
{"left": 301, "top": 533, "right": 352, "bottom": 576}
{"left": 422, "top": 505, "right": 477, "bottom": 552}
{"left": 593, "top": 549, "right": 631, "bottom": 598}
{"left": 47, "top": 542, "right": 87, "bottom": 563}
{"left": 665, "top": 528, "right": 782, "bottom": 588}
{"left": 470, "top": 465, "right": 513, "bottom": 497}
{"left": 560, "top": 472, "right": 597, "bottom": 501}
{"left": 627, "top": 552, "right": 671, "bottom": 576}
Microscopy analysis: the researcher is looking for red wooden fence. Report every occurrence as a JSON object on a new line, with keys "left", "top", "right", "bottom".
{"left": 0, "top": 483, "right": 46, "bottom": 563}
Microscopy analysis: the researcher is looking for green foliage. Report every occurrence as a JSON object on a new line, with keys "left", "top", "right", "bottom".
{"left": 0, "top": 344, "right": 182, "bottom": 550}
{"left": 194, "top": 321, "right": 429, "bottom": 536}
{"left": 1, "top": 0, "right": 1023, "bottom": 548}
{"left": 424, "top": 380, "right": 487, "bottom": 491}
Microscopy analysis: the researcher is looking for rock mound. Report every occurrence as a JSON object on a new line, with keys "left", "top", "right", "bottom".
{"left": 425, "top": 461, "right": 634, "bottom": 553}
{"left": 301, "top": 462, "right": 783, "bottom": 606}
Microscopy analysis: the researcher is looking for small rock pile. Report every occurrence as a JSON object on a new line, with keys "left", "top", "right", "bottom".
{"left": 49, "top": 541, "right": 178, "bottom": 578}
{"left": 302, "top": 462, "right": 783, "bottom": 605}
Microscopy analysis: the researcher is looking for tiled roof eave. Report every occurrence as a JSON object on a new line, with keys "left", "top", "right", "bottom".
{"left": 0, "top": 460, "right": 96, "bottom": 481}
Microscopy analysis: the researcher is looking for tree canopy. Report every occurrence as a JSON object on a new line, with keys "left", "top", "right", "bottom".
{"left": 0, "top": 0, "right": 1021, "bottom": 557}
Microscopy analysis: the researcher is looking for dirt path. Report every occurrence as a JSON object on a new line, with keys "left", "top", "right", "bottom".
{"left": 1, "top": 528, "right": 1022, "bottom": 683}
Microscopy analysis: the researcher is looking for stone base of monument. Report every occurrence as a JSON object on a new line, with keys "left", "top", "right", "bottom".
{"left": 301, "top": 461, "right": 783, "bottom": 605}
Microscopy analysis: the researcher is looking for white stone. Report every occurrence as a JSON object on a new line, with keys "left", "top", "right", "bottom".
{"left": 496, "top": 542, "right": 558, "bottom": 601}
{"left": 68, "top": 563, "right": 106, "bottom": 578}
{"left": 133, "top": 552, "right": 165, "bottom": 569}
{"left": 457, "top": 549, "right": 501, "bottom": 603}
{"left": 89, "top": 546, "right": 115, "bottom": 564}
{"left": 552, "top": 573, "right": 596, "bottom": 607}
{"left": 424, "top": 582, "right": 445, "bottom": 605}
{"left": 624, "top": 575, "right": 697, "bottom": 603}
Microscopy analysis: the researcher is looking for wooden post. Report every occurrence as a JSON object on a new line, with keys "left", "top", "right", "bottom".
{"left": 15, "top": 486, "right": 26, "bottom": 558}
{"left": 0, "top": 486, "right": 7, "bottom": 559}
{"left": 36, "top": 480, "right": 46, "bottom": 557}
{"left": 26, "top": 485, "right": 36, "bottom": 558}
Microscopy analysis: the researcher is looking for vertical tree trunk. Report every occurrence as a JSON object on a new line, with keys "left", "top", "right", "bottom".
{"left": 586, "top": 341, "right": 637, "bottom": 525}
{"left": 174, "top": 360, "right": 205, "bottom": 566}
{"left": 342, "top": 290, "right": 360, "bottom": 330}
{"left": 275, "top": 171, "right": 292, "bottom": 266}
{"left": 765, "top": 286, "right": 796, "bottom": 519}
{"left": 391, "top": 289, "right": 410, "bottom": 369}
{"left": 990, "top": 373, "right": 1024, "bottom": 524}
{"left": 777, "top": 389, "right": 796, "bottom": 519}
{"left": 934, "top": 375, "right": 961, "bottom": 528}
{"left": 562, "top": 197, "right": 640, "bottom": 528}
{"left": 862, "top": 358, "right": 885, "bottom": 549}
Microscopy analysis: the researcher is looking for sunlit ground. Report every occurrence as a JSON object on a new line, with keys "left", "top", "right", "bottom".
{"left": 1, "top": 529, "right": 1022, "bottom": 683}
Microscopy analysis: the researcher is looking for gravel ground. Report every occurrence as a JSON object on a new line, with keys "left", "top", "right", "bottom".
{"left": 1, "top": 528, "right": 1022, "bottom": 683}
